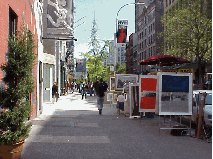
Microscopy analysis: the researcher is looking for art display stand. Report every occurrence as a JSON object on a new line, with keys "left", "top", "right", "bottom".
{"left": 129, "top": 83, "right": 140, "bottom": 119}
{"left": 158, "top": 115, "right": 192, "bottom": 136}
{"left": 124, "top": 93, "right": 130, "bottom": 117}
{"left": 139, "top": 75, "right": 157, "bottom": 120}
{"left": 155, "top": 72, "right": 193, "bottom": 136}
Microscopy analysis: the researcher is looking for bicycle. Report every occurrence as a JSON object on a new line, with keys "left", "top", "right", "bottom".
{"left": 201, "top": 124, "right": 212, "bottom": 143}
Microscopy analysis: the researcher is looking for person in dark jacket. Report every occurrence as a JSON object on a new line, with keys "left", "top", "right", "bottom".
{"left": 95, "top": 78, "right": 108, "bottom": 115}
{"left": 52, "top": 82, "right": 58, "bottom": 103}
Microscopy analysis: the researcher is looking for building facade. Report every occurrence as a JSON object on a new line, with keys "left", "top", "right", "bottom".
{"left": 126, "top": 33, "right": 137, "bottom": 74}
{"left": 42, "top": 0, "right": 74, "bottom": 99}
{"left": 135, "top": 0, "right": 164, "bottom": 74}
{"left": 0, "top": 0, "right": 38, "bottom": 119}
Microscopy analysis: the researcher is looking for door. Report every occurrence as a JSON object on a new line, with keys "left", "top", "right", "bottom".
{"left": 43, "top": 64, "right": 53, "bottom": 102}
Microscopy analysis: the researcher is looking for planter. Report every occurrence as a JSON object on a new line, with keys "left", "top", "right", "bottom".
{"left": 0, "top": 140, "right": 25, "bottom": 159}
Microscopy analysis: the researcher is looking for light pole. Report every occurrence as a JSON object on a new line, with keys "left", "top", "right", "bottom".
{"left": 114, "top": 2, "right": 145, "bottom": 75}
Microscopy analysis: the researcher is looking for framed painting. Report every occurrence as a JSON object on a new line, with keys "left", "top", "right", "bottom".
{"left": 113, "top": 92, "right": 118, "bottom": 104}
{"left": 115, "top": 74, "right": 138, "bottom": 91}
{"left": 110, "top": 77, "right": 116, "bottom": 91}
{"left": 107, "top": 93, "right": 113, "bottom": 101}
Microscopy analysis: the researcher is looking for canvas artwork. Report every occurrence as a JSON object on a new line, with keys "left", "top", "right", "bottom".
{"left": 156, "top": 72, "right": 193, "bottom": 115}
{"left": 129, "top": 84, "right": 140, "bottom": 117}
{"left": 110, "top": 77, "right": 116, "bottom": 91}
{"left": 115, "top": 74, "right": 138, "bottom": 91}
{"left": 107, "top": 93, "right": 113, "bottom": 101}
{"left": 113, "top": 93, "right": 118, "bottom": 104}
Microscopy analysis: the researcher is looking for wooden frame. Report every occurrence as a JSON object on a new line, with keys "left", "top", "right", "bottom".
{"left": 109, "top": 76, "right": 116, "bottom": 91}
{"left": 115, "top": 74, "right": 138, "bottom": 91}
{"left": 107, "top": 93, "right": 113, "bottom": 101}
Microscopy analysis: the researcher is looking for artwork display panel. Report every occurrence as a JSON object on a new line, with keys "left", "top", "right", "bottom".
{"left": 107, "top": 93, "right": 113, "bottom": 101}
{"left": 112, "top": 92, "right": 119, "bottom": 104}
{"left": 139, "top": 75, "right": 157, "bottom": 112}
{"left": 156, "top": 72, "right": 193, "bottom": 115}
{"left": 110, "top": 77, "right": 115, "bottom": 91}
{"left": 115, "top": 74, "right": 138, "bottom": 91}
{"left": 129, "top": 84, "right": 140, "bottom": 117}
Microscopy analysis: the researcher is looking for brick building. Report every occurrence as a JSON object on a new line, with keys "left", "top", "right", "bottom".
{"left": 135, "top": 0, "right": 164, "bottom": 74}
{"left": 0, "top": 0, "right": 38, "bottom": 119}
{"left": 126, "top": 33, "right": 137, "bottom": 74}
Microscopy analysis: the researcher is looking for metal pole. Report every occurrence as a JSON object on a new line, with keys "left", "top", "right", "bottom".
{"left": 197, "top": 92, "right": 206, "bottom": 138}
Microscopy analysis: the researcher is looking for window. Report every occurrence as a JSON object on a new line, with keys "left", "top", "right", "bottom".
{"left": 145, "top": 39, "right": 146, "bottom": 47}
{"left": 153, "top": 22, "right": 155, "bottom": 30}
{"left": 9, "top": 7, "right": 17, "bottom": 37}
{"left": 142, "top": 32, "right": 143, "bottom": 38}
{"left": 151, "top": 24, "right": 152, "bottom": 32}
{"left": 145, "top": 29, "right": 146, "bottom": 36}
{"left": 144, "top": 50, "right": 146, "bottom": 59}
{"left": 149, "top": 26, "right": 150, "bottom": 33}
{"left": 151, "top": 47, "right": 152, "bottom": 56}
{"left": 149, "top": 48, "right": 150, "bottom": 57}
{"left": 153, "top": 46, "right": 155, "bottom": 54}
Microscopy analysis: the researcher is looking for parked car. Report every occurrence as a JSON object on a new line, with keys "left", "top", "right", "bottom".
{"left": 192, "top": 90, "right": 212, "bottom": 126}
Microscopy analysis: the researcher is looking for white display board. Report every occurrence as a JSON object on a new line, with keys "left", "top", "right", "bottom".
{"left": 107, "top": 93, "right": 113, "bottom": 101}
{"left": 156, "top": 72, "right": 193, "bottom": 115}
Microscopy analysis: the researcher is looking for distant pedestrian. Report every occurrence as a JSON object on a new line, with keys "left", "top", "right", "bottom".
{"left": 95, "top": 78, "right": 108, "bottom": 115}
{"left": 89, "top": 82, "right": 94, "bottom": 96}
{"left": 65, "top": 81, "right": 69, "bottom": 95}
{"left": 82, "top": 82, "right": 88, "bottom": 100}
{"left": 79, "top": 82, "right": 83, "bottom": 93}
{"left": 70, "top": 82, "right": 74, "bottom": 93}
{"left": 52, "top": 82, "right": 58, "bottom": 104}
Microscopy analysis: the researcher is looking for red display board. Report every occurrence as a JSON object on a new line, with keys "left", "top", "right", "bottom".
{"left": 139, "top": 75, "right": 157, "bottom": 112}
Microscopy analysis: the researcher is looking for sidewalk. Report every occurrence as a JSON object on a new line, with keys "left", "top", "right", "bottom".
{"left": 36, "top": 91, "right": 118, "bottom": 120}
{"left": 22, "top": 91, "right": 211, "bottom": 159}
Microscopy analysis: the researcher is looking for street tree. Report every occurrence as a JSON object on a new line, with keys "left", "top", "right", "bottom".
{"left": 84, "top": 17, "right": 113, "bottom": 82}
{"left": 116, "top": 62, "right": 126, "bottom": 74}
{"left": 160, "top": 0, "right": 212, "bottom": 83}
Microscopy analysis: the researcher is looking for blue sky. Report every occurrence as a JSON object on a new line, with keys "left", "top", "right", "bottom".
{"left": 73, "top": 0, "right": 136, "bottom": 58}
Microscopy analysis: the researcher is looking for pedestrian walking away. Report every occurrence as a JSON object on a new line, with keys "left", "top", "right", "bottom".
{"left": 52, "top": 82, "right": 58, "bottom": 104}
{"left": 94, "top": 78, "right": 108, "bottom": 115}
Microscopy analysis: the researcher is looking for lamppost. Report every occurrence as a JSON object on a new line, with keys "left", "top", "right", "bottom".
{"left": 114, "top": 2, "right": 145, "bottom": 75}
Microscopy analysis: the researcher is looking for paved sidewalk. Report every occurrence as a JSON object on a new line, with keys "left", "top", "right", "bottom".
{"left": 21, "top": 91, "right": 212, "bottom": 159}
{"left": 35, "top": 91, "right": 118, "bottom": 119}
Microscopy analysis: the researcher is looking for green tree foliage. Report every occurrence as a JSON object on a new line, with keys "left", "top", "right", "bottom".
{"left": 116, "top": 62, "right": 126, "bottom": 74}
{"left": 84, "top": 17, "right": 113, "bottom": 82}
{"left": 160, "top": 0, "right": 212, "bottom": 83}
{"left": 0, "top": 26, "right": 36, "bottom": 144}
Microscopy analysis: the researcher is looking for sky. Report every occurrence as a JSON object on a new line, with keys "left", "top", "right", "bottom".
{"left": 73, "top": 0, "right": 137, "bottom": 59}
